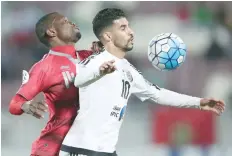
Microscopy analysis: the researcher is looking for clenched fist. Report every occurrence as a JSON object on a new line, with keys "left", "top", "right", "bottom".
{"left": 99, "top": 60, "right": 116, "bottom": 75}
{"left": 91, "top": 41, "right": 104, "bottom": 53}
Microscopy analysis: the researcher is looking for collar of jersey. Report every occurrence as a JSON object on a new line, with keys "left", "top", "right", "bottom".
{"left": 50, "top": 45, "right": 76, "bottom": 58}
{"left": 104, "top": 50, "right": 125, "bottom": 61}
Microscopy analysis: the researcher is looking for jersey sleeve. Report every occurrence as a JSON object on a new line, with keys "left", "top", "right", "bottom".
{"left": 17, "top": 61, "right": 49, "bottom": 100}
{"left": 75, "top": 54, "right": 105, "bottom": 87}
{"left": 77, "top": 50, "right": 93, "bottom": 60}
{"left": 130, "top": 65, "right": 201, "bottom": 108}
{"left": 9, "top": 94, "right": 27, "bottom": 115}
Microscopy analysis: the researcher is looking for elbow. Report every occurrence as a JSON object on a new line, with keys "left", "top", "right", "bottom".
{"left": 8, "top": 100, "right": 15, "bottom": 115}
{"left": 9, "top": 104, "right": 23, "bottom": 115}
{"left": 8, "top": 105, "right": 16, "bottom": 115}
{"left": 8, "top": 96, "right": 24, "bottom": 115}
{"left": 8, "top": 105, "right": 13, "bottom": 114}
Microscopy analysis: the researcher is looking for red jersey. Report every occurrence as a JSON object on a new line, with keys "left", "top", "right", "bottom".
{"left": 9, "top": 45, "right": 93, "bottom": 156}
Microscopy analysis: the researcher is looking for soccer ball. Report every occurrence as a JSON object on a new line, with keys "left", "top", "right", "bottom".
{"left": 148, "top": 33, "right": 187, "bottom": 71}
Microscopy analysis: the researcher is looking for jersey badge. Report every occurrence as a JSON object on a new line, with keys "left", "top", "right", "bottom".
{"left": 22, "top": 70, "right": 29, "bottom": 84}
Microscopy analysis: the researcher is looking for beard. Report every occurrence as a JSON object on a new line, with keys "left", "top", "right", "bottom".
{"left": 114, "top": 38, "right": 134, "bottom": 52}
{"left": 123, "top": 40, "right": 133, "bottom": 52}
{"left": 76, "top": 31, "right": 81, "bottom": 40}
{"left": 72, "top": 31, "right": 82, "bottom": 43}
{"left": 123, "top": 46, "right": 133, "bottom": 52}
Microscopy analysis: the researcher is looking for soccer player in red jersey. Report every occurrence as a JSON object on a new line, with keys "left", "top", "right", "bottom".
{"left": 8, "top": 12, "right": 105, "bottom": 156}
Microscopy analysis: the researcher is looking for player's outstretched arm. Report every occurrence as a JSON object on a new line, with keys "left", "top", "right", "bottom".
{"left": 130, "top": 65, "right": 225, "bottom": 116}
{"left": 74, "top": 60, "right": 116, "bottom": 87}
{"left": 134, "top": 78, "right": 225, "bottom": 115}
{"left": 151, "top": 88, "right": 224, "bottom": 115}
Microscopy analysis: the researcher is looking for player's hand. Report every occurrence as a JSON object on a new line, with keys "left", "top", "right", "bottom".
{"left": 99, "top": 60, "right": 116, "bottom": 75}
{"left": 91, "top": 41, "right": 104, "bottom": 53}
{"left": 21, "top": 100, "right": 48, "bottom": 119}
{"left": 200, "top": 98, "right": 225, "bottom": 116}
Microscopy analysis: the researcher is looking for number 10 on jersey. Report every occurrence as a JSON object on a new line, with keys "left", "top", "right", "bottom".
{"left": 121, "top": 80, "right": 130, "bottom": 99}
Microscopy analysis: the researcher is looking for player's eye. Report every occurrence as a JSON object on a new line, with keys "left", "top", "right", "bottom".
{"left": 64, "top": 19, "right": 69, "bottom": 23}
{"left": 121, "top": 26, "right": 126, "bottom": 30}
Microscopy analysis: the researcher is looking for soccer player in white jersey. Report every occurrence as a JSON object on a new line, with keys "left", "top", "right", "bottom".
{"left": 60, "top": 8, "right": 225, "bottom": 156}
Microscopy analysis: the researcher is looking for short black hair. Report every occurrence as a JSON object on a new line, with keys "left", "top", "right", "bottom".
{"left": 35, "top": 12, "right": 58, "bottom": 47}
{"left": 92, "top": 8, "right": 126, "bottom": 39}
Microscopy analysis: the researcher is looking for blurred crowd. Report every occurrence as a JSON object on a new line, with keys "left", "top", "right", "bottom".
{"left": 1, "top": 1, "right": 232, "bottom": 156}
{"left": 1, "top": 1, "right": 232, "bottom": 81}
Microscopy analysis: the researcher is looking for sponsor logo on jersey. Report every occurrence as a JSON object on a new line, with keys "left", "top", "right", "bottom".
{"left": 119, "top": 105, "right": 127, "bottom": 121}
{"left": 60, "top": 65, "right": 70, "bottom": 70}
{"left": 113, "top": 106, "right": 121, "bottom": 111}
{"left": 22, "top": 70, "right": 29, "bottom": 84}
{"left": 110, "top": 105, "right": 127, "bottom": 121}
{"left": 110, "top": 105, "right": 121, "bottom": 118}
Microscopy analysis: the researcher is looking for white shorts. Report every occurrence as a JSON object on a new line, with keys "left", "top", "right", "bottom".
{"left": 59, "top": 150, "right": 71, "bottom": 156}
{"left": 60, "top": 145, "right": 117, "bottom": 156}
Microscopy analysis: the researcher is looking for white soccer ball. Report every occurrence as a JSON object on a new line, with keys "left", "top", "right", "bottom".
{"left": 148, "top": 33, "right": 187, "bottom": 71}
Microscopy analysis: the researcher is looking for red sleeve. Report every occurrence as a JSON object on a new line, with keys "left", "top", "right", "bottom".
{"left": 77, "top": 50, "right": 93, "bottom": 60}
{"left": 9, "top": 61, "right": 49, "bottom": 115}
{"left": 9, "top": 94, "right": 27, "bottom": 115}
{"left": 17, "top": 61, "right": 49, "bottom": 100}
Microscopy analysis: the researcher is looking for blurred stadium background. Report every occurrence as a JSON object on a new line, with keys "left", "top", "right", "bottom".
{"left": 1, "top": 1, "right": 232, "bottom": 156}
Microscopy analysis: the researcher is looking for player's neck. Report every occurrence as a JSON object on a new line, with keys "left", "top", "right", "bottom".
{"left": 105, "top": 45, "right": 126, "bottom": 59}
{"left": 50, "top": 40, "right": 75, "bottom": 48}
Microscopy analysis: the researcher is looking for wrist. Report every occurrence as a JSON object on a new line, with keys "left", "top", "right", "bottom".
{"left": 20, "top": 101, "right": 31, "bottom": 113}
{"left": 95, "top": 69, "right": 102, "bottom": 77}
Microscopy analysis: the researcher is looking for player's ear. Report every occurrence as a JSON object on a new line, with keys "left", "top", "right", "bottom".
{"left": 102, "top": 32, "right": 112, "bottom": 42}
{"left": 46, "top": 28, "right": 56, "bottom": 37}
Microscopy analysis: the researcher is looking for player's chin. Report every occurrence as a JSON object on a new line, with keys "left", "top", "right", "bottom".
{"left": 125, "top": 44, "right": 133, "bottom": 51}
{"left": 73, "top": 32, "right": 82, "bottom": 42}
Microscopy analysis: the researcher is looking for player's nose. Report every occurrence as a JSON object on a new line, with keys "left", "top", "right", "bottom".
{"left": 128, "top": 27, "right": 134, "bottom": 36}
{"left": 71, "top": 22, "right": 79, "bottom": 29}
{"left": 70, "top": 21, "right": 75, "bottom": 26}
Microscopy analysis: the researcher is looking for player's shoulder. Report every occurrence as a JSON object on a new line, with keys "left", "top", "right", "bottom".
{"left": 125, "top": 59, "right": 142, "bottom": 75}
{"left": 90, "top": 50, "right": 114, "bottom": 61}
{"left": 77, "top": 50, "right": 93, "bottom": 60}
{"left": 29, "top": 54, "right": 50, "bottom": 73}
{"left": 78, "top": 51, "right": 107, "bottom": 66}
